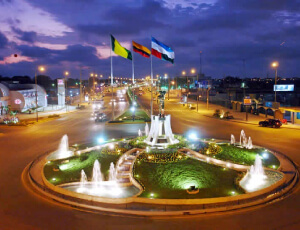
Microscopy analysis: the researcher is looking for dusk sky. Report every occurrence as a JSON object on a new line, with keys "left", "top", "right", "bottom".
{"left": 0, "top": 0, "right": 299, "bottom": 80}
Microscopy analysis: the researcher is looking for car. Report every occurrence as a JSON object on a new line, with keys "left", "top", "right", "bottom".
{"left": 95, "top": 113, "right": 106, "bottom": 122}
{"left": 259, "top": 119, "right": 282, "bottom": 128}
{"left": 91, "top": 110, "right": 101, "bottom": 117}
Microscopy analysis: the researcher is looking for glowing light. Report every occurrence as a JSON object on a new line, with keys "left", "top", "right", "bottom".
{"left": 98, "top": 138, "right": 105, "bottom": 144}
{"left": 188, "top": 133, "right": 198, "bottom": 140}
{"left": 52, "top": 178, "right": 56, "bottom": 181}
{"left": 262, "top": 152, "right": 269, "bottom": 159}
{"left": 271, "top": 62, "right": 279, "bottom": 68}
{"left": 226, "top": 163, "right": 231, "bottom": 168}
{"left": 109, "top": 144, "right": 114, "bottom": 150}
{"left": 131, "top": 107, "right": 135, "bottom": 112}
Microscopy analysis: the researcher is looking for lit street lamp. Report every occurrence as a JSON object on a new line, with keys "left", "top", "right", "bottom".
{"left": 271, "top": 62, "right": 279, "bottom": 103}
{"left": 64, "top": 71, "right": 69, "bottom": 112}
{"left": 35, "top": 66, "right": 45, "bottom": 122}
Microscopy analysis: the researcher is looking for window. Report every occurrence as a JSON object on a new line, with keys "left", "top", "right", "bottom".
{"left": 297, "top": 112, "right": 300, "bottom": 119}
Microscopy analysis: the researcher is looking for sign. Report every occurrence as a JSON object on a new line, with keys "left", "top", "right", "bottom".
{"left": 243, "top": 98, "right": 252, "bottom": 105}
{"left": 274, "top": 84, "right": 294, "bottom": 92}
{"left": 57, "top": 79, "right": 64, "bottom": 85}
{"left": 14, "top": 99, "right": 22, "bottom": 104}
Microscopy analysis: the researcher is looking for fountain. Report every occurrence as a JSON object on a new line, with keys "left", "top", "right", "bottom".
{"left": 47, "top": 135, "right": 74, "bottom": 160}
{"left": 240, "top": 130, "right": 247, "bottom": 147}
{"left": 240, "top": 155, "right": 267, "bottom": 192}
{"left": 247, "top": 137, "right": 253, "bottom": 149}
{"left": 138, "top": 129, "right": 142, "bottom": 137}
{"left": 108, "top": 162, "right": 117, "bottom": 182}
{"left": 145, "top": 123, "right": 149, "bottom": 136}
{"left": 230, "top": 134, "right": 235, "bottom": 145}
{"left": 92, "top": 160, "right": 103, "bottom": 184}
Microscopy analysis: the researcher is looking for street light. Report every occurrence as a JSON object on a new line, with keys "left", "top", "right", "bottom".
{"left": 35, "top": 66, "right": 45, "bottom": 122}
{"left": 271, "top": 61, "right": 279, "bottom": 103}
{"left": 191, "top": 68, "right": 196, "bottom": 74}
{"left": 64, "top": 71, "right": 69, "bottom": 112}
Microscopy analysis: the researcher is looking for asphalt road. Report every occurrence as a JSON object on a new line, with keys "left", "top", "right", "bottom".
{"left": 0, "top": 88, "right": 299, "bottom": 230}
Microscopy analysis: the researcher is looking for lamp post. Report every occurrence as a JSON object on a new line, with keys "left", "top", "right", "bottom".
{"left": 164, "top": 74, "right": 170, "bottom": 100}
{"left": 35, "top": 66, "right": 45, "bottom": 122}
{"left": 271, "top": 62, "right": 278, "bottom": 103}
{"left": 207, "top": 87, "right": 211, "bottom": 110}
{"left": 181, "top": 71, "right": 186, "bottom": 95}
{"left": 64, "top": 71, "right": 69, "bottom": 112}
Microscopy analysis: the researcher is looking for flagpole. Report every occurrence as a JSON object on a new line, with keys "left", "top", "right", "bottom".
{"left": 150, "top": 40, "right": 153, "bottom": 116}
{"left": 110, "top": 36, "right": 114, "bottom": 121}
{"left": 132, "top": 46, "right": 135, "bottom": 84}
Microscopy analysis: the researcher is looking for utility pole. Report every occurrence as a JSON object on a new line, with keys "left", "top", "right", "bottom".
{"left": 79, "top": 66, "right": 82, "bottom": 104}
{"left": 207, "top": 87, "right": 211, "bottom": 110}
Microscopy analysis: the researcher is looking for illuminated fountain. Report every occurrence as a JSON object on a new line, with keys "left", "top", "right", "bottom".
{"left": 240, "top": 155, "right": 267, "bottom": 192}
{"left": 138, "top": 129, "right": 142, "bottom": 137}
{"left": 68, "top": 160, "right": 126, "bottom": 198}
{"left": 247, "top": 137, "right": 253, "bottom": 149}
{"left": 145, "top": 123, "right": 149, "bottom": 136}
{"left": 108, "top": 162, "right": 117, "bottom": 182}
{"left": 92, "top": 160, "right": 103, "bottom": 184}
{"left": 230, "top": 134, "right": 235, "bottom": 145}
{"left": 47, "top": 135, "right": 74, "bottom": 160}
{"left": 240, "top": 130, "right": 247, "bottom": 147}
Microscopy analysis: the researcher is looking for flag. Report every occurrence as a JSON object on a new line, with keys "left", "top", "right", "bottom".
{"left": 132, "top": 41, "right": 151, "bottom": 58}
{"left": 151, "top": 37, "right": 174, "bottom": 63}
{"left": 111, "top": 35, "right": 132, "bottom": 60}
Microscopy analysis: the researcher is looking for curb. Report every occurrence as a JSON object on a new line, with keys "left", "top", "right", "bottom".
{"left": 24, "top": 140, "right": 299, "bottom": 217}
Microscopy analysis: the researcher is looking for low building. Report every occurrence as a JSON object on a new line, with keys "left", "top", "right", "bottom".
{"left": 0, "top": 82, "right": 47, "bottom": 112}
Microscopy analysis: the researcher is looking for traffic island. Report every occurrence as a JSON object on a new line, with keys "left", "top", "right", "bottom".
{"left": 109, "top": 108, "right": 150, "bottom": 124}
{"left": 24, "top": 134, "right": 298, "bottom": 217}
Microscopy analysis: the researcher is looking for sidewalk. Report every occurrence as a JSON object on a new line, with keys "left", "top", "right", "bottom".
{"left": 11, "top": 104, "right": 80, "bottom": 121}
{"left": 168, "top": 94, "right": 300, "bottom": 130}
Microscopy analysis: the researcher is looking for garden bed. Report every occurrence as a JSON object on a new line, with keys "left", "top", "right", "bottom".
{"left": 44, "top": 150, "right": 122, "bottom": 185}
{"left": 133, "top": 157, "right": 244, "bottom": 199}
{"left": 207, "top": 144, "right": 280, "bottom": 169}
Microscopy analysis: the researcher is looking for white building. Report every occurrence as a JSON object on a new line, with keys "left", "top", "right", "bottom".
{"left": 0, "top": 82, "right": 47, "bottom": 112}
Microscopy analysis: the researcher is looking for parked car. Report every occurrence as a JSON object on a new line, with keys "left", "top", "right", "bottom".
{"left": 259, "top": 119, "right": 282, "bottom": 128}
{"left": 95, "top": 113, "right": 106, "bottom": 122}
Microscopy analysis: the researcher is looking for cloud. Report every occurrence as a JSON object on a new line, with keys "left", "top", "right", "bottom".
{"left": 0, "top": 31, "right": 8, "bottom": 48}
{"left": 11, "top": 27, "right": 37, "bottom": 43}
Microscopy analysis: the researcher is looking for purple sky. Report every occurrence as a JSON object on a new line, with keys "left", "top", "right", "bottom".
{"left": 0, "top": 0, "right": 299, "bottom": 80}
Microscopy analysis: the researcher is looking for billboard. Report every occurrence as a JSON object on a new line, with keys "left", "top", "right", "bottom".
{"left": 243, "top": 98, "right": 252, "bottom": 105}
{"left": 273, "top": 84, "right": 294, "bottom": 92}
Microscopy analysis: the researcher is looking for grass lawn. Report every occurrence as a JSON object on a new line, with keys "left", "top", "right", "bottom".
{"left": 115, "top": 108, "right": 150, "bottom": 122}
{"left": 133, "top": 158, "right": 244, "bottom": 199}
{"left": 212, "top": 144, "right": 280, "bottom": 169}
{"left": 44, "top": 150, "right": 121, "bottom": 185}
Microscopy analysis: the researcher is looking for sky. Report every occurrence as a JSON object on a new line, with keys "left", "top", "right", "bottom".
{"left": 0, "top": 0, "right": 299, "bottom": 80}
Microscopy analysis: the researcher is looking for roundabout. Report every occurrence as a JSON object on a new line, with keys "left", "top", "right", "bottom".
{"left": 24, "top": 129, "right": 298, "bottom": 217}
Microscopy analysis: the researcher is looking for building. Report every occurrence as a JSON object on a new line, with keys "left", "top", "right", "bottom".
{"left": 0, "top": 82, "right": 47, "bottom": 112}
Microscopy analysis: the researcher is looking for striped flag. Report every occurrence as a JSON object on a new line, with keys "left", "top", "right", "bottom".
{"left": 111, "top": 35, "right": 132, "bottom": 60}
{"left": 151, "top": 37, "right": 174, "bottom": 64}
{"left": 132, "top": 41, "right": 151, "bottom": 58}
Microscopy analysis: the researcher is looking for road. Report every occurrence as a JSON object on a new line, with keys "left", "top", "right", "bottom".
{"left": 0, "top": 88, "right": 299, "bottom": 230}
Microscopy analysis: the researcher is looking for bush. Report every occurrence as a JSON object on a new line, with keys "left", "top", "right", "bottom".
{"left": 200, "top": 143, "right": 222, "bottom": 155}
{"left": 138, "top": 150, "right": 187, "bottom": 164}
